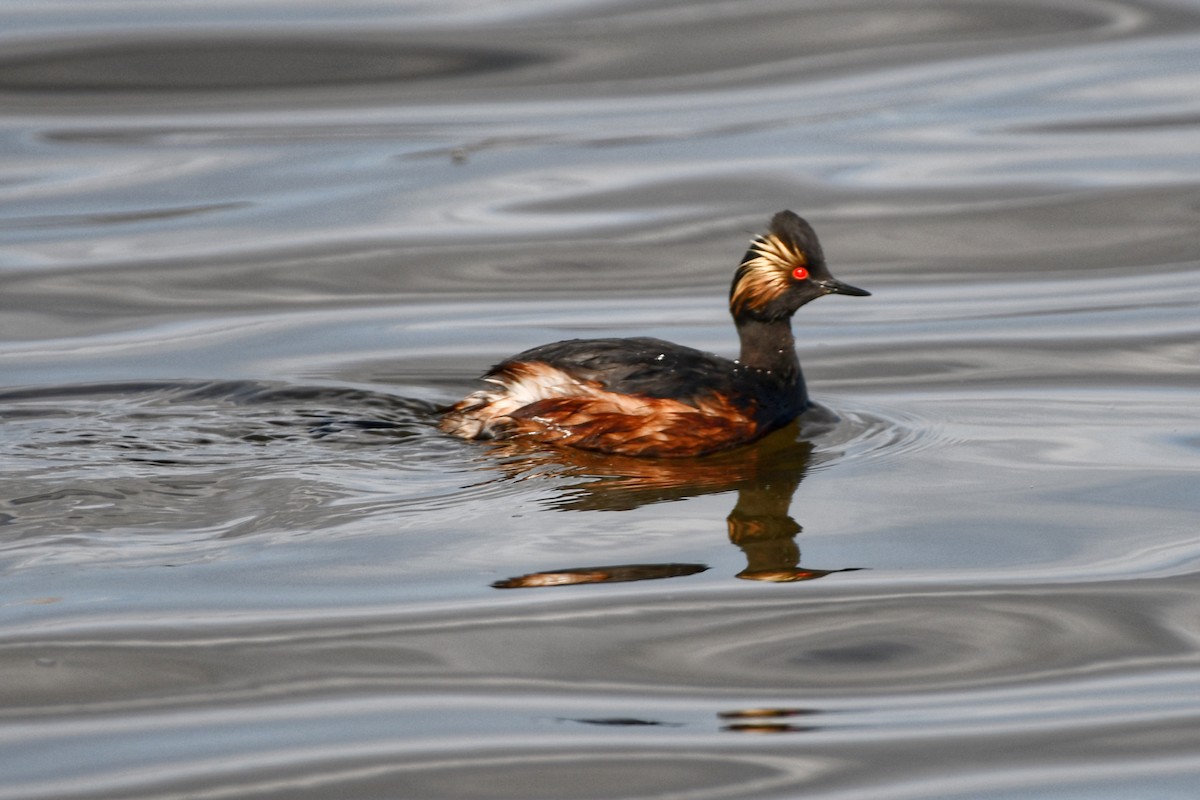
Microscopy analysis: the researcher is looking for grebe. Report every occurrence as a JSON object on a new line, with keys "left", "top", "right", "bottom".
{"left": 440, "top": 210, "right": 869, "bottom": 457}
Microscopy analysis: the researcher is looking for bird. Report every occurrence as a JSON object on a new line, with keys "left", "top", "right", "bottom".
{"left": 440, "top": 210, "right": 869, "bottom": 457}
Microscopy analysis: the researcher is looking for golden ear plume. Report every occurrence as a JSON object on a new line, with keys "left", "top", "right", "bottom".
{"left": 730, "top": 233, "right": 806, "bottom": 316}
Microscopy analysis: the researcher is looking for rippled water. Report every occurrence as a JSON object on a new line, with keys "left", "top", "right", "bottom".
{"left": 2, "top": 1, "right": 1199, "bottom": 798}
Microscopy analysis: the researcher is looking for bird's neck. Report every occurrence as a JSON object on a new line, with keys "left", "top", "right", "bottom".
{"left": 735, "top": 317, "right": 802, "bottom": 381}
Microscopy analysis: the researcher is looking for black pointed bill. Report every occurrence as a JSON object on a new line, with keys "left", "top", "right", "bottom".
{"left": 818, "top": 279, "right": 871, "bottom": 297}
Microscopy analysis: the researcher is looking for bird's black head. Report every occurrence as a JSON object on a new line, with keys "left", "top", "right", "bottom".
{"left": 729, "top": 210, "right": 870, "bottom": 322}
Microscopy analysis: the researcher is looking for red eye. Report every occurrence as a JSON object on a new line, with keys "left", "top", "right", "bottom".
{"left": 791, "top": 266, "right": 809, "bottom": 281}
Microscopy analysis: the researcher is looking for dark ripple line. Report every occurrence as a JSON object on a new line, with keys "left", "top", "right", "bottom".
{"left": 0, "top": 39, "right": 542, "bottom": 93}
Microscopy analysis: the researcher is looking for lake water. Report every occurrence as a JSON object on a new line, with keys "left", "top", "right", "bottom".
{"left": 2, "top": 1, "right": 1199, "bottom": 798}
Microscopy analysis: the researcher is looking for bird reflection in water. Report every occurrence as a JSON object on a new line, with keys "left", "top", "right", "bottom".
{"left": 717, "top": 707, "right": 820, "bottom": 734}
{"left": 557, "top": 708, "right": 818, "bottom": 734}
{"left": 487, "top": 415, "right": 861, "bottom": 588}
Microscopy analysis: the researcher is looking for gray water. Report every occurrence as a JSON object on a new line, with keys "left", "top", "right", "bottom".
{"left": 2, "top": 1, "right": 1199, "bottom": 798}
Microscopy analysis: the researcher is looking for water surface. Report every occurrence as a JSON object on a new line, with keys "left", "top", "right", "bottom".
{"left": 2, "top": 1, "right": 1199, "bottom": 798}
